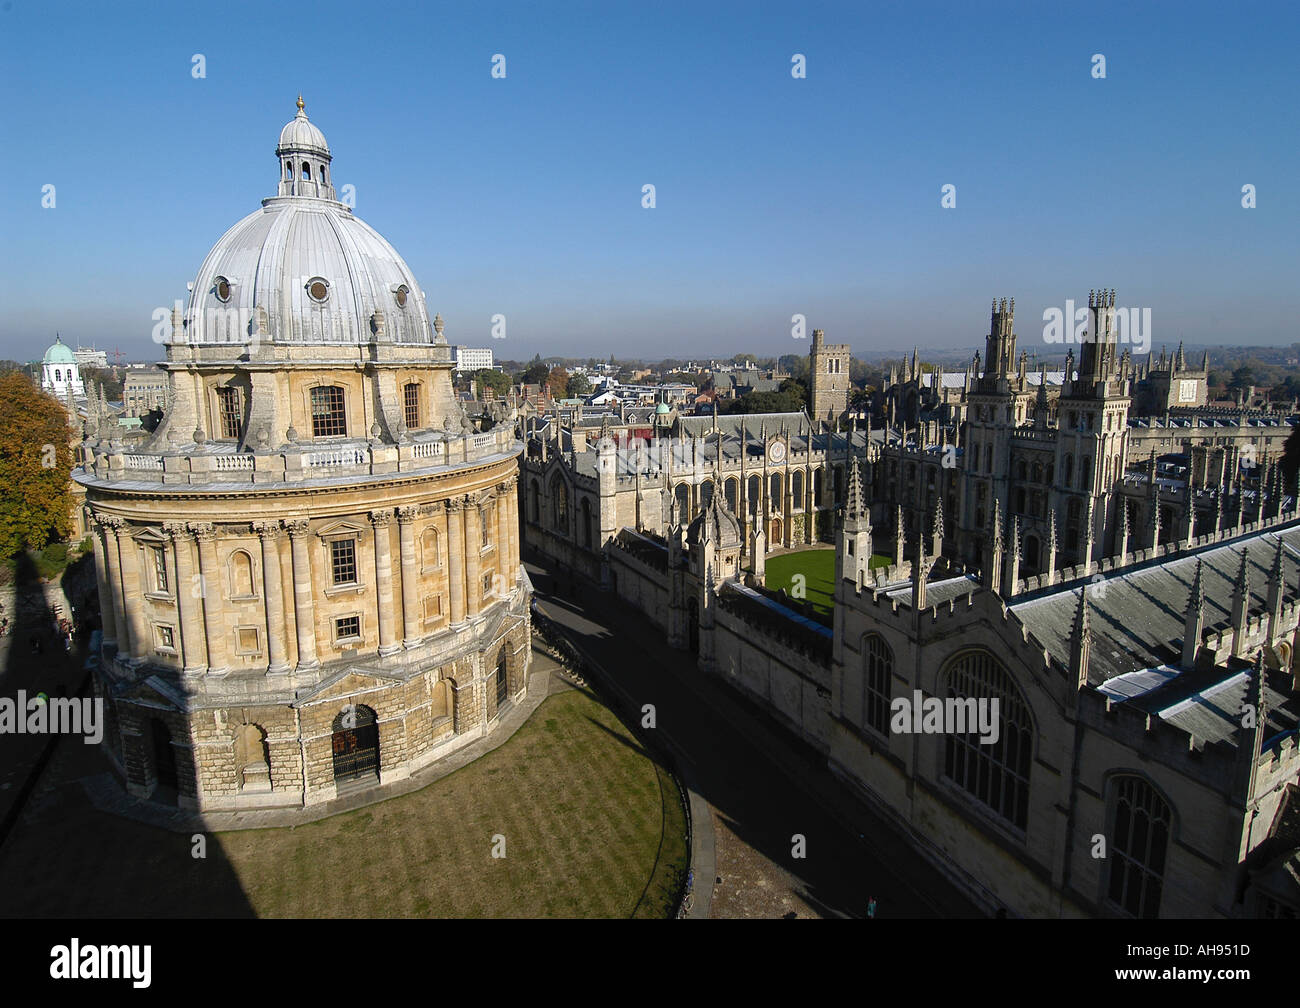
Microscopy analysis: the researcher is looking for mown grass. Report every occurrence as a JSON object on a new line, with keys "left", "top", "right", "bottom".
{"left": 765, "top": 548, "right": 892, "bottom": 617}
{"left": 0, "top": 687, "right": 688, "bottom": 918}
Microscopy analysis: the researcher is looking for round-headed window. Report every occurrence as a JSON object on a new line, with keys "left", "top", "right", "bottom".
{"left": 395, "top": 285, "right": 409, "bottom": 308}
{"left": 307, "top": 278, "right": 330, "bottom": 303}
{"left": 215, "top": 277, "right": 231, "bottom": 302}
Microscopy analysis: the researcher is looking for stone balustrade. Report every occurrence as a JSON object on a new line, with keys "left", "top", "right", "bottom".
{"left": 85, "top": 425, "right": 519, "bottom": 486}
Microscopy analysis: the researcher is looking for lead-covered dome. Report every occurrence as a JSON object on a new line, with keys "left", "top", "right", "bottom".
{"left": 181, "top": 98, "right": 436, "bottom": 348}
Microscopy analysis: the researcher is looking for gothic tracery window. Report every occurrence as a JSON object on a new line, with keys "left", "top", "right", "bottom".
{"left": 1106, "top": 776, "right": 1171, "bottom": 919}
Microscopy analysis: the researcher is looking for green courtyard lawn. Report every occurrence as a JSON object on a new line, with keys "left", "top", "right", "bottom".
{"left": 765, "top": 548, "right": 892, "bottom": 617}
{"left": 0, "top": 686, "right": 688, "bottom": 918}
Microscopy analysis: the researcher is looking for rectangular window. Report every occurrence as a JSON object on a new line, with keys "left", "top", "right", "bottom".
{"left": 481, "top": 508, "right": 491, "bottom": 548}
{"left": 216, "top": 386, "right": 241, "bottom": 440}
{"left": 404, "top": 383, "right": 420, "bottom": 430}
{"left": 483, "top": 571, "right": 494, "bottom": 598}
{"left": 153, "top": 546, "right": 169, "bottom": 593}
{"left": 335, "top": 615, "right": 361, "bottom": 642}
{"left": 235, "top": 627, "right": 260, "bottom": 655}
{"left": 330, "top": 538, "right": 357, "bottom": 585}
{"left": 310, "top": 385, "right": 347, "bottom": 437}
{"left": 157, "top": 625, "right": 175, "bottom": 650}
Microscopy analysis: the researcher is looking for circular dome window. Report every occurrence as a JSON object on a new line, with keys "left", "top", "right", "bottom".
{"left": 307, "top": 277, "right": 330, "bottom": 303}
{"left": 215, "top": 277, "right": 231, "bottom": 302}
{"left": 395, "top": 285, "right": 409, "bottom": 308}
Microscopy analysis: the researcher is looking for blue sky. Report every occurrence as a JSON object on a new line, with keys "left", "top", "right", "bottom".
{"left": 1, "top": 0, "right": 1296, "bottom": 363}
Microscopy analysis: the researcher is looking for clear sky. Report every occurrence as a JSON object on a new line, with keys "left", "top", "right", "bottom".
{"left": 1, "top": 0, "right": 1295, "bottom": 364}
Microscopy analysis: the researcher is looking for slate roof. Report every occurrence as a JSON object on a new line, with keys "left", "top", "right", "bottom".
{"left": 1012, "top": 522, "right": 1300, "bottom": 747}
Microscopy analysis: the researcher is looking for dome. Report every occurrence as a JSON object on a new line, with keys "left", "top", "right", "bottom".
{"left": 686, "top": 494, "right": 742, "bottom": 549}
{"left": 656, "top": 402, "right": 670, "bottom": 415}
{"left": 43, "top": 336, "right": 75, "bottom": 364}
{"left": 181, "top": 98, "right": 435, "bottom": 348}
{"left": 276, "top": 98, "right": 330, "bottom": 158}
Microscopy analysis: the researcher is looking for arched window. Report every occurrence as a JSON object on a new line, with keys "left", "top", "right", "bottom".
{"left": 747, "top": 475, "right": 761, "bottom": 516}
{"left": 1082, "top": 456, "right": 1093, "bottom": 490}
{"left": 229, "top": 549, "right": 255, "bottom": 598}
{"left": 792, "top": 470, "right": 804, "bottom": 509}
{"left": 813, "top": 469, "right": 823, "bottom": 505}
{"left": 580, "top": 497, "right": 592, "bottom": 549}
{"left": 1106, "top": 775, "right": 1172, "bottom": 918}
{"left": 675, "top": 483, "right": 689, "bottom": 525}
{"left": 421, "top": 526, "right": 439, "bottom": 572}
{"left": 529, "top": 479, "right": 540, "bottom": 523}
{"left": 302, "top": 161, "right": 311, "bottom": 180}
{"left": 551, "top": 476, "right": 568, "bottom": 530}
{"left": 310, "top": 385, "right": 346, "bottom": 437}
{"left": 493, "top": 648, "right": 510, "bottom": 712}
{"left": 769, "top": 472, "right": 782, "bottom": 508}
{"left": 403, "top": 383, "right": 421, "bottom": 430}
{"left": 862, "top": 634, "right": 893, "bottom": 735}
{"left": 725, "top": 478, "right": 739, "bottom": 513}
{"left": 54, "top": 369, "right": 61, "bottom": 382}
{"left": 942, "top": 649, "right": 1033, "bottom": 831}
{"left": 700, "top": 480, "right": 714, "bottom": 507}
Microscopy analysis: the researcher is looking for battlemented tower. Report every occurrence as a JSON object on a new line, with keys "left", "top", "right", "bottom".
{"left": 809, "top": 328, "right": 851, "bottom": 428}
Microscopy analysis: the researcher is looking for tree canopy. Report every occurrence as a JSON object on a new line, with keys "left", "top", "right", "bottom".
{"left": 0, "top": 372, "right": 73, "bottom": 558}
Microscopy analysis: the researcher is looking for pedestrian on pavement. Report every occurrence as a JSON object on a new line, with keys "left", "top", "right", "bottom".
{"left": 867, "top": 897, "right": 877, "bottom": 919}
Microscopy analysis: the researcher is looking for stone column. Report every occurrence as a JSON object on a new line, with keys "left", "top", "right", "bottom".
{"left": 464, "top": 498, "right": 483, "bottom": 618}
{"left": 253, "top": 521, "right": 290, "bottom": 675}
{"left": 447, "top": 500, "right": 466, "bottom": 625}
{"left": 191, "top": 523, "right": 229, "bottom": 674}
{"left": 508, "top": 483, "right": 520, "bottom": 577}
{"left": 163, "top": 522, "right": 207, "bottom": 675}
{"left": 91, "top": 517, "right": 119, "bottom": 651}
{"left": 370, "top": 509, "right": 400, "bottom": 655}
{"left": 494, "top": 486, "right": 508, "bottom": 593}
{"left": 116, "top": 525, "right": 150, "bottom": 661}
{"left": 285, "top": 520, "right": 319, "bottom": 672}
{"left": 397, "top": 505, "right": 422, "bottom": 647}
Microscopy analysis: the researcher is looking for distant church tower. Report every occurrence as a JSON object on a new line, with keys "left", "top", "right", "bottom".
{"left": 809, "top": 328, "right": 850, "bottom": 428}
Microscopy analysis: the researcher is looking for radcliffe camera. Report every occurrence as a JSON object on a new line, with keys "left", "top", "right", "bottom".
{"left": 0, "top": 0, "right": 1293, "bottom": 987}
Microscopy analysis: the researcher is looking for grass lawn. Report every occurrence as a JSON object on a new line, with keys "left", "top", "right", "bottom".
{"left": 0, "top": 686, "right": 688, "bottom": 918}
{"left": 765, "top": 548, "right": 892, "bottom": 617}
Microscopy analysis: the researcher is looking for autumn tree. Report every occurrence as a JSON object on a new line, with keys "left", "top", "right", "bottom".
{"left": 546, "top": 365, "right": 571, "bottom": 399}
{"left": 0, "top": 372, "right": 73, "bottom": 558}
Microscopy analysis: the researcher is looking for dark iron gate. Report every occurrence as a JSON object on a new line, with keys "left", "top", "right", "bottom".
{"left": 332, "top": 707, "right": 379, "bottom": 784}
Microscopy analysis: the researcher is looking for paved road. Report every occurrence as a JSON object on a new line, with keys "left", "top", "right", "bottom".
{"left": 525, "top": 555, "right": 983, "bottom": 919}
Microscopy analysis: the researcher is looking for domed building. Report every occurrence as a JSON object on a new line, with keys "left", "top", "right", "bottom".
{"left": 41, "top": 335, "right": 84, "bottom": 399}
{"left": 76, "top": 99, "right": 532, "bottom": 811}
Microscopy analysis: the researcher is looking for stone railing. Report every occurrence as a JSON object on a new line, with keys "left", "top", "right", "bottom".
{"left": 82, "top": 425, "right": 520, "bottom": 487}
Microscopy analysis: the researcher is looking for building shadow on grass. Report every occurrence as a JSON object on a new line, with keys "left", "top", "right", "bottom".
{"left": 0, "top": 550, "right": 256, "bottom": 918}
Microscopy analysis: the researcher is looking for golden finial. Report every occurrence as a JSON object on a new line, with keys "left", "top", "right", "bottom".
{"left": 296, "top": 94, "right": 305, "bottom": 113}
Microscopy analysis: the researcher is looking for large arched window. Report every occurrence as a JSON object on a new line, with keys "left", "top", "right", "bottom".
{"left": 769, "top": 472, "right": 782, "bottom": 508}
{"left": 725, "top": 478, "right": 739, "bottom": 513}
{"left": 700, "top": 479, "right": 715, "bottom": 507}
{"left": 675, "top": 483, "right": 689, "bottom": 525}
{"left": 747, "top": 474, "right": 761, "bottom": 516}
{"left": 421, "top": 526, "right": 440, "bottom": 572}
{"left": 310, "top": 385, "right": 347, "bottom": 437}
{"left": 550, "top": 476, "right": 568, "bottom": 531}
{"left": 942, "top": 649, "right": 1033, "bottom": 831}
{"left": 862, "top": 634, "right": 893, "bottom": 735}
{"left": 1106, "top": 775, "right": 1171, "bottom": 918}
{"left": 792, "top": 470, "right": 804, "bottom": 509}
{"left": 228, "top": 549, "right": 256, "bottom": 598}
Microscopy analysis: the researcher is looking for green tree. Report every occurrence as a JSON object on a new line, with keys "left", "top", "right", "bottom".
{"left": 521, "top": 361, "right": 550, "bottom": 386}
{"left": 471, "top": 368, "right": 512, "bottom": 398}
{"left": 567, "top": 373, "right": 593, "bottom": 397}
{"left": 0, "top": 372, "right": 73, "bottom": 558}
